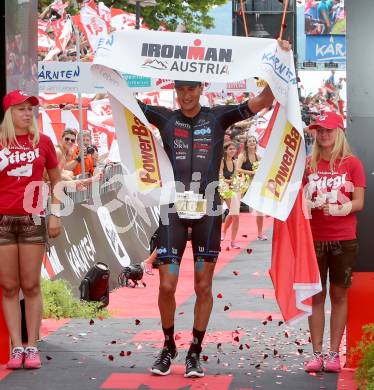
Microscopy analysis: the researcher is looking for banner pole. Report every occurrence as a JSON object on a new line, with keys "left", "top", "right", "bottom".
{"left": 75, "top": 22, "right": 85, "bottom": 176}
{"left": 279, "top": 0, "right": 290, "bottom": 40}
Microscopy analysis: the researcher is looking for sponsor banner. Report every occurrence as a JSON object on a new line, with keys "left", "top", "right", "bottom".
{"left": 43, "top": 190, "right": 159, "bottom": 296}
{"left": 38, "top": 62, "right": 259, "bottom": 94}
{"left": 242, "top": 105, "right": 305, "bottom": 221}
{"left": 92, "top": 30, "right": 303, "bottom": 219}
{"left": 108, "top": 79, "right": 175, "bottom": 206}
{"left": 305, "top": 35, "right": 346, "bottom": 63}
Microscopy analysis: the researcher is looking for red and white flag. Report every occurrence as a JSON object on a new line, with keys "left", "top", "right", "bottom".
{"left": 51, "top": 0, "right": 70, "bottom": 18}
{"left": 74, "top": 3, "right": 108, "bottom": 52}
{"left": 270, "top": 190, "right": 321, "bottom": 324}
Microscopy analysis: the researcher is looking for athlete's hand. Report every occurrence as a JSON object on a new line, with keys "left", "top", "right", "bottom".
{"left": 277, "top": 38, "right": 292, "bottom": 52}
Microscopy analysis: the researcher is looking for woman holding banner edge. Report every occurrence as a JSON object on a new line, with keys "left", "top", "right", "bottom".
{"left": 303, "top": 111, "right": 365, "bottom": 373}
{"left": 0, "top": 90, "right": 62, "bottom": 369}
{"left": 137, "top": 39, "right": 292, "bottom": 378}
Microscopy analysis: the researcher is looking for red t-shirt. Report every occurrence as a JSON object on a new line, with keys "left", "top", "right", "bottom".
{"left": 0, "top": 133, "right": 58, "bottom": 215}
{"left": 304, "top": 156, "right": 366, "bottom": 241}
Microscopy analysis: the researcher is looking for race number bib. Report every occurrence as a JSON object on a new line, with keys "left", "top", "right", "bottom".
{"left": 175, "top": 191, "right": 207, "bottom": 219}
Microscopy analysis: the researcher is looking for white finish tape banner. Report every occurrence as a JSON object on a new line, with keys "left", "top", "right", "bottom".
{"left": 92, "top": 30, "right": 305, "bottom": 219}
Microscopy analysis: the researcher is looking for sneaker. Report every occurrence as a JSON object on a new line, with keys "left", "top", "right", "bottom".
{"left": 257, "top": 234, "right": 268, "bottom": 241}
{"left": 184, "top": 352, "right": 204, "bottom": 378}
{"left": 24, "top": 347, "right": 42, "bottom": 369}
{"left": 151, "top": 347, "right": 178, "bottom": 376}
{"left": 304, "top": 352, "right": 324, "bottom": 373}
{"left": 140, "top": 261, "right": 154, "bottom": 275}
{"left": 6, "top": 347, "right": 24, "bottom": 369}
{"left": 230, "top": 242, "right": 241, "bottom": 249}
{"left": 324, "top": 352, "right": 341, "bottom": 373}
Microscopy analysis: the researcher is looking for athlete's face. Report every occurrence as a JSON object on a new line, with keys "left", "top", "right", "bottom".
{"left": 175, "top": 85, "right": 203, "bottom": 116}
{"left": 316, "top": 126, "right": 337, "bottom": 149}
{"left": 11, "top": 101, "right": 34, "bottom": 130}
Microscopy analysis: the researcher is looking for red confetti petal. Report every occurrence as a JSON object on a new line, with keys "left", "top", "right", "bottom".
{"left": 262, "top": 320, "right": 268, "bottom": 325}
{"left": 246, "top": 248, "right": 253, "bottom": 254}
{"left": 202, "top": 355, "right": 209, "bottom": 362}
{"left": 225, "top": 246, "right": 230, "bottom": 251}
{"left": 135, "top": 319, "right": 141, "bottom": 326}
{"left": 263, "top": 353, "right": 268, "bottom": 359}
{"left": 255, "top": 363, "right": 261, "bottom": 369}
{"left": 298, "top": 348, "right": 304, "bottom": 354}
{"left": 111, "top": 340, "right": 117, "bottom": 344}
{"left": 284, "top": 331, "right": 289, "bottom": 338}
{"left": 126, "top": 351, "right": 132, "bottom": 356}
{"left": 224, "top": 305, "right": 230, "bottom": 311}
{"left": 267, "top": 315, "right": 273, "bottom": 321}
{"left": 242, "top": 234, "right": 247, "bottom": 238}
{"left": 89, "top": 319, "right": 94, "bottom": 325}
{"left": 245, "top": 344, "right": 250, "bottom": 349}
{"left": 142, "top": 281, "right": 147, "bottom": 287}
{"left": 178, "top": 312, "right": 184, "bottom": 315}
{"left": 46, "top": 355, "right": 53, "bottom": 360}
{"left": 233, "top": 336, "right": 240, "bottom": 342}
{"left": 274, "top": 349, "right": 278, "bottom": 356}
{"left": 278, "top": 321, "right": 284, "bottom": 326}
{"left": 217, "top": 343, "right": 222, "bottom": 349}
{"left": 175, "top": 334, "right": 181, "bottom": 340}
{"left": 308, "top": 336, "right": 312, "bottom": 343}
{"left": 119, "top": 351, "right": 125, "bottom": 357}
{"left": 239, "top": 344, "right": 243, "bottom": 350}
{"left": 217, "top": 293, "right": 223, "bottom": 298}
{"left": 108, "top": 355, "right": 114, "bottom": 361}
{"left": 233, "top": 271, "right": 239, "bottom": 276}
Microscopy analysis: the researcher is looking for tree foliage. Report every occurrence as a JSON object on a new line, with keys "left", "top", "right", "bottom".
{"left": 38, "top": 0, "right": 230, "bottom": 32}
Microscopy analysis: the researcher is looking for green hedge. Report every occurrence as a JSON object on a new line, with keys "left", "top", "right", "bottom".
{"left": 352, "top": 324, "right": 374, "bottom": 390}
{"left": 41, "top": 279, "right": 109, "bottom": 319}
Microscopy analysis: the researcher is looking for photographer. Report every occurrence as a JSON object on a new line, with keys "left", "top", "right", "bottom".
{"left": 67, "top": 130, "right": 97, "bottom": 178}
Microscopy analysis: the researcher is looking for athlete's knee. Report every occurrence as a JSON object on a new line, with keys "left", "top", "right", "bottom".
{"left": 194, "top": 280, "right": 213, "bottom": 299}
{"left": 159, "top": 281, "right": 177, "bottom": 296}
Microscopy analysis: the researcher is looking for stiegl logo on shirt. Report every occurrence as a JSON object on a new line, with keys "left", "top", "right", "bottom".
{"left": 0, "top": 147, "right": 40, "bottom": 177}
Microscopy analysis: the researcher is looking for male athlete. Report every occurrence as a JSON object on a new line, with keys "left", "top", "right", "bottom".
{"left": 138, "top": 39, "right": 291, "bottom": 378}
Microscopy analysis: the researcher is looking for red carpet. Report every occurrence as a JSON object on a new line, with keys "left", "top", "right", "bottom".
{"left": 108, "top": 214, "right": 273, "bottom": 318}
{"left": 101, "top": 365, "right": 233, "bottom": 389}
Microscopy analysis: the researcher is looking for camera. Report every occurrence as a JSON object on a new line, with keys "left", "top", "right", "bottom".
{"left": 86, "top": 144, "right": 97, "bottom": 155}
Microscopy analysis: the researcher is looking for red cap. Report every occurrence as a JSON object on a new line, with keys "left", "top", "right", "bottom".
{"left": 309, "top": 111, "right": 345, "bottom": 131}
{"left": 2, "top": 90, "right": 39, "bottom": 112}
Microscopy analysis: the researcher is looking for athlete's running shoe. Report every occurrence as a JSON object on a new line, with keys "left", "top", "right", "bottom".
{"left": 151, "top": 347, "right": 178, "bottom": 376}
{"left": 184, "top": 352, "right": 204, "bottom": 378}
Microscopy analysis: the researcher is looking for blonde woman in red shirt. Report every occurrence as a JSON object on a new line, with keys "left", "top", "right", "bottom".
{"left": 0, "top": 90, "right": 62, "bottom": 369}
{"left": 303, "top": 112, "right": 366, "bottom": 373}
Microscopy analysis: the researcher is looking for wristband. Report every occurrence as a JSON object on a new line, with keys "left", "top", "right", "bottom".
{"left": 50, "top": 204, "right": 61, "bottom": 218}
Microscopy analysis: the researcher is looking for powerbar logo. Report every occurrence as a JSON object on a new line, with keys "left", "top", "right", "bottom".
{"left": 261, "top": 122, "right": 301, "bottom": 201}
{"left": 125, "top": 109, "right": 162, "bottom": 190}
{"left": 141, "top": 39, "right": 231, "bottom": 75}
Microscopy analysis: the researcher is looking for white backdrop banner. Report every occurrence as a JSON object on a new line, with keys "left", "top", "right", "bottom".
{"left": 92, "top": 30, "right": 304, "bottom": 219}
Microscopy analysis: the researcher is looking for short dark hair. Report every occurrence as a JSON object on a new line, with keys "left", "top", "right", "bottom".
{"left": 174, "top": 80, "right": 202, "bottom": 88}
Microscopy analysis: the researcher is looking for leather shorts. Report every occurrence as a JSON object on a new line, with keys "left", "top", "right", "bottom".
{"left": 0, "top": 214, "right": 47, "bottom": 246}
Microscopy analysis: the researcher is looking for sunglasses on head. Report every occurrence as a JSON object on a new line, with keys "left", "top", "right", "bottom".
{"left": 64, "top": 137, "right": 76, "bottom": 143}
